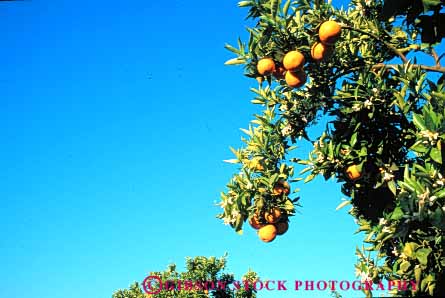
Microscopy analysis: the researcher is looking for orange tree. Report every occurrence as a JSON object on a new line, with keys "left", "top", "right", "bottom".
{"left": 218, "top": 0, "right": 445, "bottom": 296}
{"left": 113, "top": 255, "right": 258, "bottom": 298}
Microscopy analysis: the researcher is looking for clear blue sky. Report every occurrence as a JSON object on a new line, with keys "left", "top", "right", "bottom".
{"left": 0, "top": 1, "right": 384, "bottom": 298}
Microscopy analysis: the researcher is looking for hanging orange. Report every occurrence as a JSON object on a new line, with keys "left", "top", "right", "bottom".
{"left": 319, "top": 20, "right": 342, "bottom": 45}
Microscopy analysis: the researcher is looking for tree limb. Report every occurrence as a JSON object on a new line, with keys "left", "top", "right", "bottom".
{"left": 372, "top": 63, "right": 445, "bottom": 74}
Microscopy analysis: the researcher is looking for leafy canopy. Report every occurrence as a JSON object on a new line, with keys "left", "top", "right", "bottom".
{"left": 113, "top": 255, "right": 258, "bottom": 298}
{"left": 219, "top": 0, "right": 445, "bottom": 296}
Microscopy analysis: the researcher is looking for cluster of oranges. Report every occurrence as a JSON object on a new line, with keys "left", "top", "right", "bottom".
{"left": 249, "top": 21, "right": 343, "bottom": 243}
{"left": 249, "top": 180, "right": 291, "bottom": 243}
{"left": 256, "top": 20, "right": 342, "bottom": 88}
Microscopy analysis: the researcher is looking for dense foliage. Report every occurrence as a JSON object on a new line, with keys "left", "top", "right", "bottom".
{"left": 219, "top": 0, "right": 445, "bottom": 296}
{"left": 113, "top": 255, "right": 258, "bottom": 298}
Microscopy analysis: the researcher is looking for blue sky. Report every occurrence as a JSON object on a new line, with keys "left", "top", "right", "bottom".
{"left": 0, "top": 1, "right": 385, "bottom": 298}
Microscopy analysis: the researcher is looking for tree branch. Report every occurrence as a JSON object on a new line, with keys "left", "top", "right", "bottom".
{"left": 331, "top": 61, "right": 445, "bottom": 84}
{"left": 371, "top": 63, "right": 445, "bottom": 74}
{"left": 431, "top": 48, "right": 441, "bottom": 68}
{"left": 341, "top": 25, "right": 407, "bottom": 63}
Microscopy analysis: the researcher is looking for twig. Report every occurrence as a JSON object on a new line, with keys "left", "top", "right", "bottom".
{"left": 438, "top": 53, "right": 445, "bottom": 64}
{"left": 431, "top": 48, "right": 441, "bottom": 68}
{"left": 341, "top": 25, "right": 407, "bottom": 63}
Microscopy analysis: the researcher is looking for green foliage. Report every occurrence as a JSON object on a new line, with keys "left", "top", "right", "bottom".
{"left": 381, "top": 0, "right": 445, "bottom": 44}
{"left": 220, "top": 0, "right": 445, "bottom": 296}
{"left": 113, "top": 255, "right": 258, "bottom": 298}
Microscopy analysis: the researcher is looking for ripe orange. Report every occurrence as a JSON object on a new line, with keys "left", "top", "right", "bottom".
{"left": 265, "top": 208, "right": 282, "bottom": 223}
{"left": 346, "top": 164, "right": 362, "bottom": 180}
{"left": 285, "top": 70, "right": 307, "bottom": 88}
{"left": 272, "top": 180, "right": 291, "bottom": 196}
{"left": 258, "top": 224, "right": 277, "bottom": 243}
{"left": 275, "top": 221, "right": 289, "bottom": 235}
{"left": 283, "top": 50, "right": 305, "bottom": 71}
{"left": 249, "top": 213, "right": 264, "bottom": 229}
{"left": 319, "top": 20, "right": 342, "bottom": 45}
{"left": 257, "top": 58, "right": 276, "bottom": 75}
{"left": 311, "top": 42, "right": 333, "bottom": 62}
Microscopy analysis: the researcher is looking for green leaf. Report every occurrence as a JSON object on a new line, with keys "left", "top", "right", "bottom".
{"left": 240, "top": 128, "right": 251, "bottom": 136}
{"left": 304, "top": 173, "right": 316, "bottom": 183}
{"left": 434, "top": 188, "right": 445, "bottom": 199}
{"left": 238, "top": 1, "right": 251, "bottom": 7}
{"left": 413, "top": 113, "right": 427, "bottom": 131}
{"left": 229, "top": 146, "right": 238, "bottom": 156}
{"left": 234, "top": 214, "right": 243, "bottom": 232}
{"left": 403, "top": 242, "right": 419, "bottom": 258}
{"left": 410, "top": 141, "right": 429, "bottom": 153}
{"left": 390, "top": 206, "right": 404, "bottom": 220}
{"left": 430, "top": 147, "right": 442, "bottom": 164}
{"left": 432, "top": 90, "right": 445, "bottom": 101}
{"left": 224, "top": 58, "right": 246, "bottom": 65}
{"left": 336, "top": 200, "right": 351, "bottom": 211}
{"left": 416, "top": 248, "right": 431, "bottom": 265}
{"left": 284, "top": 199, "right": 295, "bottom": 212}
{"left": 251, "top": 99, "right": 265, "bottom": 104}
{"left": 400, "top": 260, "right": 411, "bottom": 272}
{"left": 241, "top": 194, "right": 247, "bottom": 205}
{"left": 224, "top": 44, "right": 240, "bottom": 54}
{"left": 223, "top": 159, "right": 240, "bottom": 164}
{"left": 270, "top": 0, "right": 279, "bottom": 19}
{"left": 422, "top": 0, "right": 442, "bottom": 11}
{"left": 350, "top": 132, "right": 358, "bottom": 147}
{"left": 328, "top": 141, "right": 334, "bottom": 158}
{"left": 404, "top": 165, "right": 410, "bottom": 180}
{"left": 414, "top": 266, "right": 422, "bottom": 281}
{"left": 388, "top": 180, "right": 397, "bottom": 195}
{"left": 399, "top": 181, "right": 416, "bottom": 192}
{"left": 299, "top": 167, "right": 312, "bottom": 175}
{"left": 282, "top": 0, "right": 291, "bottom": 16}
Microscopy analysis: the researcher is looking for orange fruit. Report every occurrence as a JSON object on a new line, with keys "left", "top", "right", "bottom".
{"left": 346, "top": 164, "right": 361, "bottom": 180}
{"left": 319, "top": 20, "right": 342, "bottom": 45}
{"left": 258, "top": 224, "right": 277, "bottom": 243}
{"left": 311, "top": 42, "right": 334, "bottom": 62}
{"left": 275, "top": 221, "right": 289, "bottom": 235}
{"left": 257, "top": 58, "right": 276, "bottom": 75}
{"left": 249, "top": 213, "right": 264, "bottom": 230}
{"left": 272, "top": 180, "right": 291, "bottom": 196}
{"left": 265, "top": 208, "right": 282, "bottom": 223}
{"left": 285, "top": 70, "right": 307, "bottom": 88}
{"left": 283, "top": 50, "right": 305, "bottom": 71}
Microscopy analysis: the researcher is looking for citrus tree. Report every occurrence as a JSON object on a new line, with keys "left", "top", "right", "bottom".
{"left": 218, "top": 0, "right": 445, "bottom": 296}
{"left": 113, "top": 255, "right": 258, "bottom": 298}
